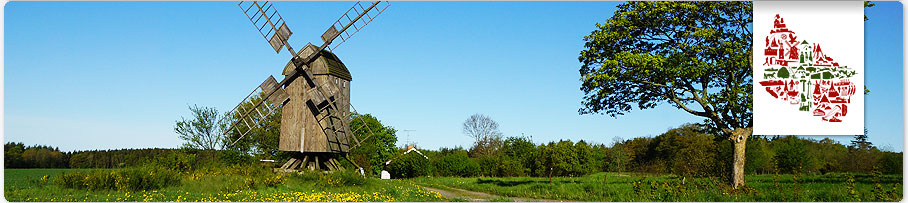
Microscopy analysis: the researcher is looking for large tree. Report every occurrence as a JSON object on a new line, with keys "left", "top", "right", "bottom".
{"left": 578, "top": 2, "right": 752, "bottom": 188}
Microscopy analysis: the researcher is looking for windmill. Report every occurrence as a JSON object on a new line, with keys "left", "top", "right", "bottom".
{"left": 220, "top": 1, "right": 390, "bottom": 171}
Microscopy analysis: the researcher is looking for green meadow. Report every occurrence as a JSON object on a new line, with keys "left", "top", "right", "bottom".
{"left": 6, "top": 168, "right": 901, "bottom": 202}
{"left": 4, "top": 168, "right": 445, "bottom": 202}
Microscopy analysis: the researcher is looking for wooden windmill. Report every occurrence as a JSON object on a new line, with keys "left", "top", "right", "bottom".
{"left": 220, "top": 1, "right": 390, "bottom": 171}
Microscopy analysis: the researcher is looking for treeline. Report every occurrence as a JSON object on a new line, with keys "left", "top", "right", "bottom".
{"left": 403, "top": 137, "right": 605, "bottom": 178}
{"left": 387, "top": 124, "right": 902, "bottom": 178}
{"left": 4, "top": 143, "right": 236, "bottom": 169}
{"left": 6, "top": 123, "right": 902, "bottom": 179}
{"left": 4, "top": 143, "right": 66, "bottom": 168}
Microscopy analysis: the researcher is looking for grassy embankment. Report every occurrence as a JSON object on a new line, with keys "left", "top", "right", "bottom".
{"left": 5, "top": 168, "right": 445, "bottom": 202}
{"left": 412, "top": 172, "right": 902, "bottom": 202}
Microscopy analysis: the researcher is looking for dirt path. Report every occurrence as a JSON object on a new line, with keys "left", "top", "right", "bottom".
{"left": 417, "top": 184, "right": 560, "bottom": 202}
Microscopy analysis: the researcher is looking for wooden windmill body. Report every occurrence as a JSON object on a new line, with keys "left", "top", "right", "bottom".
{"left": 222, "top": 1, "right": 389, "bottom": 171}
{"left": 279, "top": 44, "right": 352, "bottom": 154}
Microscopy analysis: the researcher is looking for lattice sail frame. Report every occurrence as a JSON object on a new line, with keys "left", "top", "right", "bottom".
{"left": 218, "top": 76, "right": 283, "bottom": 148}
{"left": 239, "top": 1, "right": 294, "bottom": 54}
{"left": 324, "top": 1, "right": 390, "bottom": 51}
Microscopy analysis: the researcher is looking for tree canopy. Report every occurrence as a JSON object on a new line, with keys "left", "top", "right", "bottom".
{"left": 348, "top": 113, "right": 399, "bottom": 176}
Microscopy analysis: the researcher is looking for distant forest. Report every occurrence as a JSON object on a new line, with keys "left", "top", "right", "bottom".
{"left": 3, "top": 144, "right": 225, "bottom": 169}
{"left": 4, "top": 124, "right": 902, "bottom": 178}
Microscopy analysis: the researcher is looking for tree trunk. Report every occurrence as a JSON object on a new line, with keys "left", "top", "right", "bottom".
{"left": 729, "top": 127, "right": 753, "bottom": 189}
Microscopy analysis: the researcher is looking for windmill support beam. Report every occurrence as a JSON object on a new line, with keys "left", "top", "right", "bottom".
{"left": 273, "top": 152, "right": 350, "bottom": 172}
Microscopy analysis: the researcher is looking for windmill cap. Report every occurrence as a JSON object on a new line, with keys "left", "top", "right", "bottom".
{"left": 282, "top": 44, "right": 353, "bottom": 81}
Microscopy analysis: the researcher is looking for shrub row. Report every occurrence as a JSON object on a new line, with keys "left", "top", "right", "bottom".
{"left": 55, "top": 166, "right": 180, "bottom": 191}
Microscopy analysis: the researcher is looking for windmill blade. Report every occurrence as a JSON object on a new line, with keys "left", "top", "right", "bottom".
{"left": 220, "top": 75, "right": 288, "bottom": 147}
{"left": 239, "top": 1, "right": 294, "bottom": 54}
{"left": 346, "top": 103, "right": 379, "bottom": 151}
{"left": 285, "top": 1, "right": 389, "bottom": 73}
{"left": 320, "top": 1, "right": 390, "bottom": 52}
{"left": 278, "top": 1, "right": 388, "bottom": 86}
{"left": 259, "top": 75, "right": 291, "bottom": 105}
{"left": 277, "top": 1, "right": 389, "bottom": 89}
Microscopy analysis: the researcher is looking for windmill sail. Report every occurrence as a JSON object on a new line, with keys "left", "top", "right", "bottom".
{"left": 221, "top": 75, "right": 287, "bottom": 147}
{"left": 287, "top": 1, "right": 390, "bottom": 67}
{"left": 323, "top": 1, "right": 390, "bottom": 52}
{"left": 239, "top": 1, "right": 293, "bottom": 54}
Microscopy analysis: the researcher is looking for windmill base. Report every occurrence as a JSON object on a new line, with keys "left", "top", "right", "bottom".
{"left": 277, "top": 152, "right": 345, "bottom": 171}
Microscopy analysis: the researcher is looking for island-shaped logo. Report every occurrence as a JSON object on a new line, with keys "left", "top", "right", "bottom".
{"left": 759, "top": 14, "right": 858, "bottom": 122}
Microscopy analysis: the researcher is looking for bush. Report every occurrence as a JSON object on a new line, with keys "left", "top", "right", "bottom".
{"left": 118, "top": 166, "right": 182, "bottom": 191}
{"left": 746, "top": 137, "right": 776, "bottom": 174}
{"left": 476, "top": 155, "right": 501, "bottom": 177}
{"left": 56, "top": 171, "right": 90, "bottom": 189}
{"left": 473, "top": 155, "right": 525, "bottom": 177}
{"left": 387, "top": 152, "right": 430, "bottom": 179}
{"left": 774, "top": 136, "right": 812, "bottom": 174}
{"left": 223, "top": 176, "right": 258, "bottom": 192}
{"left": 534, "top": 140, "right": 597, "bottom": 177}
{"left": 149, "top": 151, "right": 196, "bottom": 173}
{"left": 335, "top": 170, "right": 367, "bottom": 186}
{"left": 501, "top": 136, "right": 538, "bottom": 176}
{"left": 55, "top": 166, "right": 181, "bottom": 191}
{"left": 261, "top": 174, "right": 285, "bottom": 187}
{"left": 659, "top": 126, "right": 717, "bottom": 177}
{"left": 433, "top": 151, "right": 480, "bottom": 177}
{"left": 218, "top": 150, "right": 253, "bottom": 165}
{"left": 878, "top": 152, "right": 902, "bottom": 174}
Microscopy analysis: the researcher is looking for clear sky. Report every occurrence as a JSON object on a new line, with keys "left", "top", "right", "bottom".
{"left": 4, "top": 1, "right": 903, "bottom": 152}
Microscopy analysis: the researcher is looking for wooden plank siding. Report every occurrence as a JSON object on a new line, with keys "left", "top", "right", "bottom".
{"left": 278, "top": 43, "right": 352, "bottom": 154}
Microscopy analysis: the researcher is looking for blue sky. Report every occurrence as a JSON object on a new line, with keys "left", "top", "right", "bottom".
{"left": 4, "top": 1, "right": 903, "bottom": 152}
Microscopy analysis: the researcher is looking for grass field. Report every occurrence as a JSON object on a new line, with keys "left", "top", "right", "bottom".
{"left": 5, "top": 169, "right": 902, "bottom": 202}
{"left": 4, "top": 168, "right": 446, "bottom": 202}
{"left": 412, "top": 172, "right": 903, "bottom": 202}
